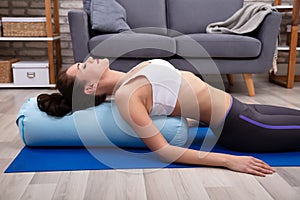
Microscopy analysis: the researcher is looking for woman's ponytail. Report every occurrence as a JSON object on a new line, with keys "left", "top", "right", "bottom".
{"left": 37, "top": 93, "right": 72, "bottom": 117}
{"left": 37, "top": 68, "right": 74, "bottom": 117}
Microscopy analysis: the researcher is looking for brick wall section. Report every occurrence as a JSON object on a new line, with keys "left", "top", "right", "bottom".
{"left": 0, "top": 0, "right": 296, "bottom": 68}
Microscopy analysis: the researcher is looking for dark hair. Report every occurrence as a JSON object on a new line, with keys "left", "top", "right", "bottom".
{"left": 37, "top": 68, "right": 106, "bottom": 117}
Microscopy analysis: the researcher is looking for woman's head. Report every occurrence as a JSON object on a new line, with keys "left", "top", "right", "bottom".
{"left": 67, "top": 57, "right": 109, "bottom": 81}
{"left": 37, "top": 57, "right": 108, "bottom": 117}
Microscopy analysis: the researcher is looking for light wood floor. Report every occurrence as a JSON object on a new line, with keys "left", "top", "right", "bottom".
{"left": 0, "top": 74, "right": 300, "bottom": 200}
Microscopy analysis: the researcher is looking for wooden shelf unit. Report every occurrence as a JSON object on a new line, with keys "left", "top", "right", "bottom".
{"left": 269, "top": 0, "right": 300, "bottom": 88}
{"left": 0, "top": 83, "right": 56, "bottom": 88}
{"left": 0, "top": 36, "right": 61, "bottom": 41}
{"left": 0, "top": 0, "right": 61, "bottom": 88}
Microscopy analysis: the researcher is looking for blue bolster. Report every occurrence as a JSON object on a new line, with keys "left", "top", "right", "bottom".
{"left": 16, "top": 98, "right": 188, "bottom": 148}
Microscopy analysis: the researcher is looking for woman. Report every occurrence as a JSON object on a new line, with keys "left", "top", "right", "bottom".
{"left": 38, "top": 57, "right": 300, "bottom": 177}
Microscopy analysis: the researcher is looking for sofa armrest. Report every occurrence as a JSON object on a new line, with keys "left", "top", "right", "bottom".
{"left": 68, "top": 10, "right": 90, "bottom": 62}
{"left": 255, "top": 11, "right": 282, "bottom": 70}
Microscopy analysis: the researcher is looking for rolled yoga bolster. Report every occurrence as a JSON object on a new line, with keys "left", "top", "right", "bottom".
{"left": 16, "top": 98, "right": 189, "bottom": 147}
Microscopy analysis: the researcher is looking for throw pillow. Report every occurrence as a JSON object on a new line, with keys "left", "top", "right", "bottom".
{"left": 83, "top": 0, "right": 91, "bottom": 15}
{"left": 90, "top": 0, "right": 130, "bottom": 33}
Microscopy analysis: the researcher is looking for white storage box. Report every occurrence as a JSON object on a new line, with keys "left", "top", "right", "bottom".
{"left": 13, "top": 61, "right": 49, "bottom": 85}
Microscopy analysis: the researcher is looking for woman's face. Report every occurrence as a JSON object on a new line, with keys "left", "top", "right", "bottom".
{"left": 67, "top": 57, "right": 110, "bottom": 83}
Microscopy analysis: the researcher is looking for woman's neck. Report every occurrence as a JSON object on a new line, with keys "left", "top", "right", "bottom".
{"left": 97, "top": 69, "right": 125, "bottom": 95}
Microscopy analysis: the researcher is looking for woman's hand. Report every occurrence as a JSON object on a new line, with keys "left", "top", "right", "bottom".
{"left": 224, "top": 155, "right": 276, "bottom": 177}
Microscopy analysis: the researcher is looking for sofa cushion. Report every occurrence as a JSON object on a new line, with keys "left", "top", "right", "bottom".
{"left": 90, "top": 0, "right": 130, "bottom": 33}
{"left": 167, "top": 0, "right": 243, "bottom": 35}
{"left": 89, "top": 33, "right": 176, "bottom": 58}
{"left": 175, "top": 34, "right": 261, "bottom": 58}
{"left": 117, "top": 0, "right": 167, "bottom": 35}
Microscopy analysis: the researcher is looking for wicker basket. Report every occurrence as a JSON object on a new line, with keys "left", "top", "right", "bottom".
{"left": 2, "top": 17, "right": 47, "bottom": 37}
{"left": 0, "top": 58, "right": 20, "bottom": 83}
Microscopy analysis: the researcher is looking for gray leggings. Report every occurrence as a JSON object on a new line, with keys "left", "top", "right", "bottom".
{"left": 218, "top": 97, "right": 300, "bottom": 152}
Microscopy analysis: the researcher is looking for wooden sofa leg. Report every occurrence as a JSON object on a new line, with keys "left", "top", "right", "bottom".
{"left": 243, "top": 74, "right": 255, "bottom": 96}
{"left": 243, "top": 74, "right": 255, "bottom": 97}
{"left": 226, "top": 74, "right": 234, "bottom": 85}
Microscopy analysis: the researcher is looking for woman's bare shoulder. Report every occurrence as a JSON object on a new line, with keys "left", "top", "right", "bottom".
{"left": 114, "top": 79, "right": 142, "bottom": 102}
{"left": 114, "top": 61, "right": 151, "bottom": 90}
{"left": 115, "top": 78, "right": 151, "bottom": 100}
{"left": 114, "top": 76, "right": 153, "bottom": 117}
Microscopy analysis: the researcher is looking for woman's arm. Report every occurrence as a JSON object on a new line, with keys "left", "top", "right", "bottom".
{"left": 115, "top": 89, "right": 275, "bottom": 177}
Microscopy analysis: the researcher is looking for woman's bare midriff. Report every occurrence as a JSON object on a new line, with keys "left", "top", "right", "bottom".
{"left": 171, "top": 71, "right": 231, "bottom": 126}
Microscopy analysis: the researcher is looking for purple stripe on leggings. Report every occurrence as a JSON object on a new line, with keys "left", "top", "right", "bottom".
{"left": 239, "top": 115, "right": 300, "bottom": 130}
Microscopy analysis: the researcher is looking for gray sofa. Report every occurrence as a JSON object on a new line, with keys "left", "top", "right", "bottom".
{"left": 68, "top": 0, "right": 281, "bottom": 96}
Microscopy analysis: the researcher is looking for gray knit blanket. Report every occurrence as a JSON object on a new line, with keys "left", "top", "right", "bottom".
{"left": 206, "top": 3, "right": 279, "bottom": 72}
{"left": 206, "top": 3, "right": 275, "bottom": 34}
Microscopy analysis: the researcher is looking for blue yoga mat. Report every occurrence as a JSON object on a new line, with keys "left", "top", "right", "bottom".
{"left": 5, "top": 127, "right": 300, "bottom": 173}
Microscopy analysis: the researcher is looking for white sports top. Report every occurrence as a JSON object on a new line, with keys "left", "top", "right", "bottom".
{"left": 121, "top": 59, "right": 181, "bottom": 116}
